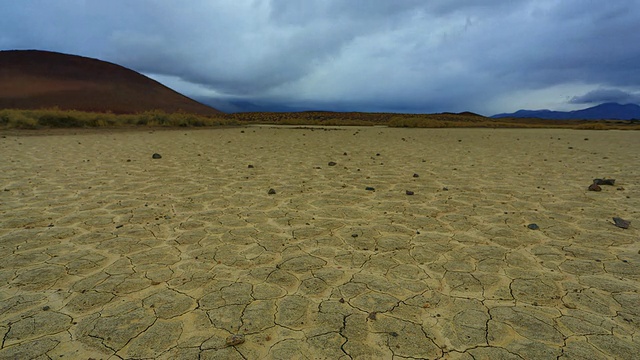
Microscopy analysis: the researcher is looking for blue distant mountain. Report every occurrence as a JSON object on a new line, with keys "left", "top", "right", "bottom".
{"left": 491, "top": 102, "right": 640, "bottom": 120}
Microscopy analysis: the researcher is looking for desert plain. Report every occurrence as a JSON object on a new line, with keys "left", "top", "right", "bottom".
{"left": 0, "top": 126, "right": 639, "bottom": 359}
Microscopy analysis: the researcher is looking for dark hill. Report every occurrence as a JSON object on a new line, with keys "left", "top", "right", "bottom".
{"left": 492, "top": 102, "right": 640, "bottom": 120}
{"left": 0, "top": 50, "right": 221, "bottom": 115}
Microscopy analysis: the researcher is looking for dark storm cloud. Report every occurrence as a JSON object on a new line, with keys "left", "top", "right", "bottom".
{"left": 1, "top": 0, "right": 639, "bottom": 114}
{"left": 570, "top": 88, "right": 640, "bottom": 104}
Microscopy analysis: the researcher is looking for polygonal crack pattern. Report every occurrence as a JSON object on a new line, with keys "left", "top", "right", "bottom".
{"left": 0, "top": 128, "right": 638, "bottom": 359}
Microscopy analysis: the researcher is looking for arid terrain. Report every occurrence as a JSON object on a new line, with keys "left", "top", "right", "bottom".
{"left": 0, "top": 126, "right": 638, "bottom": 359}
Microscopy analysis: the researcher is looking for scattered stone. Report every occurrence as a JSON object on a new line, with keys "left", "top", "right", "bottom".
{"left": 376, "top": 153, "right": 381, "bottom": 156}
{"left": 406, "top": 190, "right": 414, "bottom": 195}
{"left": 328, "top": 161, "right": 337, "bottom": 166}
{"left": 268, "top": 189, "right": 276, "bottom": 195}
{"left": 126, "top": 159, "right": 131, "bottom": 162}
{"left": 613, "top": 217, "right": 630, "bottom": 229}
{"left": 527, "top": 223, "right": 540, "bottom": 230}
{"left": 413, "top": 173, "right": 419, "bottom": 178}
{"left": 365, "top": 187, "right": 375, "bottom": 191}
{"left": 617, "top": 186, "right": 625, "bottom": 191}
{"left": 390, "top": 332, "right": 399, "bottom": 337}
{"left": 42, "top": 306, "right": 50, "bottom": 311}
{"left": 152, "top": 153, "right": 162, "bottom": 159}
{"left": 442, "top": 187, "right": 449, "bottom": 191}
{"left": 351, "top": 234, "right": 358, "bottom": 238}
{"left": 367, "top": 312, "right": 378, "bottom": 320}
{"left": 343, "top": 152, "right": 348, "bottom": 155}
{"left": 593, "top": 178, "right": 615, "bottom": 186}
{"left": 248, "top": 165, "right": 254, "bottom": 168}
{"left": 115, "top": 225, "right": 124, "bottom": 229}
{"left": 339, "top": 298, "right": 345, "bottom": 303}
{"left": 225, "top": 334, "right": 245, "bottom": 346}
{"left": 588, "top": 183, "right": 602, "bottom": 192}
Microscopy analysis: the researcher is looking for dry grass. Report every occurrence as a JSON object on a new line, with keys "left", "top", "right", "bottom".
{"left": 0, "top": 108, "right": 235, "bottom": 130}
{"left": 1, "top": 108, "right": 639, "bottom": 131}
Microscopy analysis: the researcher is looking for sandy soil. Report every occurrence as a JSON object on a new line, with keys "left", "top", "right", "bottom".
{"left": 0, "top": 127, "right": 638, "bottom": 359}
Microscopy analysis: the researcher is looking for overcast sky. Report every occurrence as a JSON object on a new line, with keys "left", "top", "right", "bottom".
{"left": 2, "top": 0, "right": 640, "bottom": 114}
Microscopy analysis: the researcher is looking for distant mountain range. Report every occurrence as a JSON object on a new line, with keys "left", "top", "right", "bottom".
{"left": 0, "top": 50, "right": 221, "bottom": 115}
{"left": 492, "top": 102, "right": 640, "bottom": 120}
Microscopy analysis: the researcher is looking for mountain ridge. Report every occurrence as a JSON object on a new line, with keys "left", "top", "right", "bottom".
{"left": 0, "top": 50, "right": 221, "bottom": 115}
{"left": 492, "top": 102, "right": 640, "bottom": 120}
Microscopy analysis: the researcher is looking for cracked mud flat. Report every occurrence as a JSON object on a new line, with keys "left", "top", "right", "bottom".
{"left": 0, "top": 126, "right": 638, "bottom": 359}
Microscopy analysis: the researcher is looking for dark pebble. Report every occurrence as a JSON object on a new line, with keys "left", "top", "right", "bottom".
{"left": 367, "top": 312, "right": 377, "bottom": 320}
{"left": 115, "top": 224, "right": 124, "bottom": 229}
{"left": 268, "top": 189, "right": 276, "bottom": 195}
{"left": 527, "top": 223, "right": 540, "bottom": 230}
{"left": 588, "top": 183, "right": 602, "bottom": 191}
{"left": 376, "top": 153, "right": 380, "bottom": 156}
{"left": 351, "top": 234, "right": 358, "bottom": 238}
{"left": 390, "top": 332, "right": 399, "bottom": 337}
{"left": 413, "top": 173, "right": 419, "bottom": 178}
{"left": 442, "top": 187, "right": 449, "bottom": 191}
{"left": 613, "top": 217, "right": 630, "bottom": 229}
{"left": 248, "top": 164, "right": 254, "bottom": 168}
{"left": 328, "top": 161, "right": 337, "bottom": 166}
{"left": 152, "top": 153, "right": 162, "bottom": 159}
{"left": 365, "top": 187, "right": 375, "bottom": 191}
{"left": 593, "top": 178, "right": 615, "bottom": 186}
{"left": 406, "top": 190, "right": 414, "bottom": 195}
{"left": 343, "top": 152, "right": 348, "bottom": 155}
{"left": 42, "top": 306, "right": 50, "bottom": 311}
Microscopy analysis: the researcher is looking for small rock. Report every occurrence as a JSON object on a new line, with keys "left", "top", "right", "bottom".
{"left": 376, "top": 153, "right": 381, "bottom": 156}
{"left": 613, "top": 217, "right": 630, "bottom": 229}
{"left": 365, "top": 187, "right": 375, "bottom": 191}
{"left": 343, "top": 152, "right": 348, "bottom": 155}
{"left": 268, "top": 188, "right": 276, "bottom": 195}
{"left": 588, "top": 183, "right": 602, "bottom": 192}
{"left": 406, "top": 190, "right": 414, "bottom": 195}
{"left": 617, "top": 186, "right": 625, "bottom": 191}
{"left": 442, "top": 187, "right": 449, "bottom": 191}
{"left": 367, "top": 312, "right": 378, "bottom": 320}
{"left": 413, "top": 173, "right": 419, "bottom": 178}
{"left": 351, "top": 234, "right": 358, "bottom": 238}
{"left": 152, "top": 153, "right": 162, "bottom": 159}
{"left": 527, "top": 223, "right": 540, "bottom": 230}
{"left": 328, "top": 161, "right": 337, "bottom": 166}
{"left": 225, "top": 334, "right": 245, "bottom": 346}
{"left": 248, "top": 165, "right": 254, "bottom": 168}
{"left": 593, "top": 178, "right": 615, "bottom": 186}
{"left": 42, "top": 306, "right": 50, "bottom": 311}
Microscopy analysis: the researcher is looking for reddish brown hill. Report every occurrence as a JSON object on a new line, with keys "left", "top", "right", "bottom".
{"left": 0, "top": 50, "right": 221, "bottom": 115}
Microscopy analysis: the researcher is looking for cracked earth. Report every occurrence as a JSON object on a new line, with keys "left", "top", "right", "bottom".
{"left": 0, "top": 127, "right": 638, "bottom": 359}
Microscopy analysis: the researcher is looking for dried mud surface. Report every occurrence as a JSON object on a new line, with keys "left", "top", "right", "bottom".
{"left": 0, "top": 127, "right": 638, "bottom": 359}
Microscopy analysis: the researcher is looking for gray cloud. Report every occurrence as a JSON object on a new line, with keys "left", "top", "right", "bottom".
{"left": 1, "top": 0, "right": 639, "bottom": 114}
{"left": 569, "top": 88, "right": 640, "bottom": 104}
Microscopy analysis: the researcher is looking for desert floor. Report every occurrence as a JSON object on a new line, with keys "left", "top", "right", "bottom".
{"left": 0, "top": 126, "right": 639, "bottom": 359}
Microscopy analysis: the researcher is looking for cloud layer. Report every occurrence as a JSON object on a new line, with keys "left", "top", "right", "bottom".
{"left": 2, "top": 0, "right": 639, "bottom": 114}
